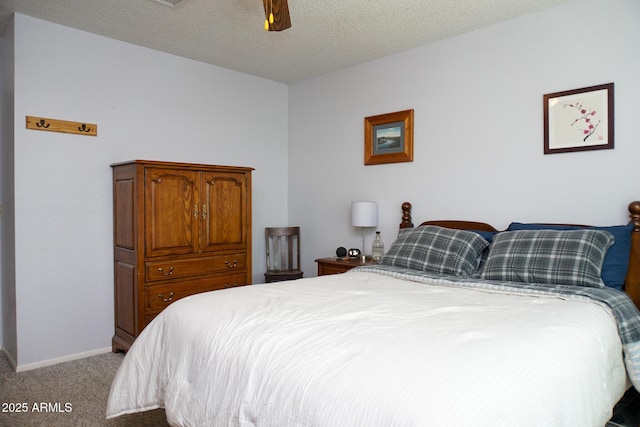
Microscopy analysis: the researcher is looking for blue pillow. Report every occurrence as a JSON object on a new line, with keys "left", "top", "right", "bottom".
{"left": 471, "top": 230, "right": 497, "bottom": 243}
{"left": 507, "top": 222, "right": 634, "bottom": 290}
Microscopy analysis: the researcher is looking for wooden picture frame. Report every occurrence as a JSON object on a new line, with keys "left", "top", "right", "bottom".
{"left": 364, "top": 109, "right": 414, "bottom": 165}
{"left": 543, "top": 83, "right": 614, "bottom": 154}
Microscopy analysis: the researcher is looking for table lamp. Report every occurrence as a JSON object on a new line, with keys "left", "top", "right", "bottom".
{"left": 351, "top": 201, "right": 378, "bottom": 261}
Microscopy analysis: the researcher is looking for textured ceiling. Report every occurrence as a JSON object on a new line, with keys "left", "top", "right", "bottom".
{"left": 0, "top": 0, "right": 572, "bottom": 83}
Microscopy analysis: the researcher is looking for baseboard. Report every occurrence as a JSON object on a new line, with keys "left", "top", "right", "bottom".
{"left": 15, "top": 346, "right": 113, "bottom": 372}
{"left": 1, "top": 346, "right": 18, "bottom": 371}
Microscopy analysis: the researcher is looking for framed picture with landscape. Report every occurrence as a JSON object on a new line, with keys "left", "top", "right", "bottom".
{"left": 543, "top": 83, "right": 614, "bottom": 154}
{"left": 364, "top": 109, "right": 414, "bottom": 165}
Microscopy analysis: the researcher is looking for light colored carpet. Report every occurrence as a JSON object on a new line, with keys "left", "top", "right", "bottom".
{"left": 0, "top": 351, "right": 169, "bottom": 426}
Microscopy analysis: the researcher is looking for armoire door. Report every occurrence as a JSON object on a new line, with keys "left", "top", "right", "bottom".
{"left": 201, "top": 171, "right": 249, "bottom": 253}
{"left": 145, "top": 168, "right": 200, "bottom": 257}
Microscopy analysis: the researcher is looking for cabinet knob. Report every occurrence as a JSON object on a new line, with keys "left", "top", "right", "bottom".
{"left": 158, "top": 292, "right": 174, "bottom": 303}
{"left": 224, "top": 260, "right": 238, "bottom": 268}
{"left": 158, "top": 266, "right": 174, "bottom": 276}
{"left": 224, "top": 283, "right": 237, "bottom": 288}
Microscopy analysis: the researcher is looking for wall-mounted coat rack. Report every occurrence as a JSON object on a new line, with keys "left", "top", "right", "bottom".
{"left": 26, "top": 116, "right": 98, "bottom": 137}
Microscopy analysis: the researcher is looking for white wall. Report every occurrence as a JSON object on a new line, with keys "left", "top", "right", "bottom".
{"left": 288, "top": 0, "right": 640, "bottom": 277}
{"left": 0, "top": 15, "right": 16, "bottom": 366}
{"left": 6, "top": 14, "right": 289, "bottom": 368}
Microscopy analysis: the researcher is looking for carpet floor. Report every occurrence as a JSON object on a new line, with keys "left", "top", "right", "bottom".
{"left": 0, "top": 352, "right": 168, "bottom": 427}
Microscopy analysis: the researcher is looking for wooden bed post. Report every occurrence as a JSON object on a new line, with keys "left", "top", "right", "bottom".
{"left": 624, "top": 201, "right": 640, "bottom": 309}
{"left": 400, "top": 202, "right": 413, "bottom": 229}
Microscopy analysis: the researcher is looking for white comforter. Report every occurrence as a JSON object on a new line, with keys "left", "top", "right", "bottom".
{"left": 106, "top": 271, "right": 627, "bottom": 426}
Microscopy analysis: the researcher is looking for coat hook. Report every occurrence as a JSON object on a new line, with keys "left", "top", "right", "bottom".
{"left": 26, "top": 116, "right": 97, "bottom": 136}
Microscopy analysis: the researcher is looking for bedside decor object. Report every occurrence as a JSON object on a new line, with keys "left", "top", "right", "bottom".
{"left": 351, "top": 201, "right": 378, "bottom": 260}
{"left": 372, "top": 231, "right": 384, "bottom": 261}
{"left": 347, "top": 248, "right": 361, "bottom": 258}
{"left": 543, "top": 83, "right": 614, "bottom": 154}
{"left": 364, "top": 109, "right": 414, "bottom": 165}
{"left": 336, "top": 246, "right": 347, "bottom": 258}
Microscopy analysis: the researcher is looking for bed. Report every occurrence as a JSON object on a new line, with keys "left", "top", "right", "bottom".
{"left": 107, "top": 201, "right": 640, "bottom": 426}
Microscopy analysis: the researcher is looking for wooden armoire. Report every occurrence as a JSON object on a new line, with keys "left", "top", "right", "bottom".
{"left": 111, "top": 160, "right": 253, "bottom": 352}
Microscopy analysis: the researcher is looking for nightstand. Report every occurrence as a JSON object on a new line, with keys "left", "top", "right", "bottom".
{"left": 315, "top": 257, "right": 378, "bottom": 276}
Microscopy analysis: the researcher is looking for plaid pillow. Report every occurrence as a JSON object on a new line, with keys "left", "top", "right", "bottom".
{"left": 478, "top": 229, "right": 614, "bottom": 287}
{"left": 380, "top": 226, "right": 489, "bottom": 276}
{"left": 507, "top": 222, "right": 634, "bottom": 290}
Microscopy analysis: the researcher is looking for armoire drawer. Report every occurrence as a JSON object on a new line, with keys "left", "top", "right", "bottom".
{"left": 145, "top": 253, "right": 247, "bottom": 282}
{"left": 145, "top": 273, "right": 248, "bottom": 312}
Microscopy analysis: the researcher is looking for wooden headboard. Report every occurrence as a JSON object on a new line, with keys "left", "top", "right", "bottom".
{"left": 399, "top": 201, "right": 640, "bottom": 310}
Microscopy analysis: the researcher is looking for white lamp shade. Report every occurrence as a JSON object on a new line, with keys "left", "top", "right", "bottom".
{"left": 351, "top": 201, "right": 378, "bottom": 227}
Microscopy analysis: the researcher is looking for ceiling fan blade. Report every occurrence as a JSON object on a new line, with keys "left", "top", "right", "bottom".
{"left": 262, "top": 0, "right": 291, "bottom": 31}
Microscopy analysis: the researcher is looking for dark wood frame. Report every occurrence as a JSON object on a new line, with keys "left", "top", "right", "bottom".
{"left": 543, "top": 83, "right": 614, "bottom": 154}
{"left": 399, "top": 201, "right": 640, "bottom": 310}
{"left": 364, "top": 109, "right": 414, "bottom": 165}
